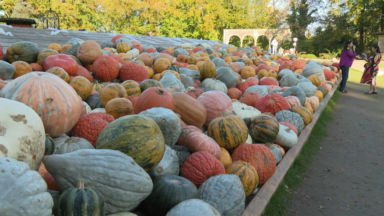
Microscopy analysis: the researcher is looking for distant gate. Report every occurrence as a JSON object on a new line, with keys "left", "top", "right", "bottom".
{"left": 223, "top": 29, "right": 291, "bottom": 49}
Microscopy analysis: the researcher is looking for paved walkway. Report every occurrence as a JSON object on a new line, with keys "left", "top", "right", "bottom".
{"left": 287, "top": 81, "right": 384, "bottom": 215}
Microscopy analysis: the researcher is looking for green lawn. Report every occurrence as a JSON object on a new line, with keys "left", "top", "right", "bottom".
{"left": 348, "top": 68, "right": 384, "bottom": 88}
{"left": 380, "top": 62, "right": 384, "bottom": 69}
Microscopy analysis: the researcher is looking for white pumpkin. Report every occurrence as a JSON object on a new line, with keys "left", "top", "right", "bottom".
{"left": 126, "top": 48, "right": 140, "bottom": 59}
{"left": 148, "top": 145, "right": 179, "bottom": 178}
{"left": 245, "top": 134, "right": 253, "bottom": 144}
{"left": 202, "top": 78, "right": 228, "bottom": 93}
{"left": 89, "top": 108, "right": 106, "bottom": 113}
{"left": 0, "top": 98, "right": 46, "bottom": 171}
{"left": 0, "top": 158, "right": 53, "bottom": 216}
{"left": 232, "top": 101, "right": 261, "bottom": 119}
{"left": 275, "top": 124, "right": 298, "bottom": 148}
{"left": 53, "top": 134, "right": 94, "bottom": 154}
{"left": 83, "top": 101, "right": 92, "bottom": 114}
{"left": 160, "top": 73, "right": 186, "bottom": 93}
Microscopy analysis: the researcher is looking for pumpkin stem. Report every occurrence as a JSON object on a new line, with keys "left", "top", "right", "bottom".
{"left": 266, "top": 142, "right": 272, "bottom": 149}
{"left": 77, "top": 179, "right": 85, "bottom": 189}
{"left": 156, "top": 89, "right": 165, "bottom": 95}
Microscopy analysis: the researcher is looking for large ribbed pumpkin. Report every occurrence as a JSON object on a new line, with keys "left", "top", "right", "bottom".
{"left": 92, "top": 56, "right": 120, "bottom": 82}
{"left": 96, "top": 115, "right": 166, "bottom": 171}
{"left": 180, "top": 151, "right": 226, "bottom": 188}
{"left": 121, "top": 80, "right": 141, "bottom": 96}
{"left": 207, "top": 115, "right": 248, "bottom": 149}
{"left": 291, "top": 106, "right": 313, "bottom": 126}
{"left": 225, "top": 161, "right": 259, "bottom": 197}
{"left": 172, "top": 92, "right": 207, "bottom": 128}
{"left": 254, "top": 94, "right": 290, "bottom": 115}
{"left": 249, "top": 114, "right": 280, "bottom": 144}
{"left": 197, "top": 91, "right": 233, "bottom": 127}
{"left": 231, "top": 144, "right": 276, "bottom": 185}
{"left": 43, "top": 54, "right": 78, "bottom": 76}
{"left": 99, "top": 83, "right": 128, "bottom": 106}
{"left": 0, "top": 72, "right": 83, "bottom": 137}
{"left": 134, "top": 87, "right": 174, "bottom": 114}
{"left": 200, "top": 61, "right": 216, "bottom": 79}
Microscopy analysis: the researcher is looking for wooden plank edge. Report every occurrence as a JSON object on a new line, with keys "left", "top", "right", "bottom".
{"left": 242, "top": 79, "right": 341, "bottom": 216}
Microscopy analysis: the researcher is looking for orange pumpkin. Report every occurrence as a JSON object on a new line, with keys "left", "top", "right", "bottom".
{"left": 69, "top": 76, "right": 93, "bottom": 101}
{"left": 116, "top": 42, "right": 131, "bottom": 53}
{"left": 30, "top": 63, "right": 43, "bottom": 71}
{"left": 59, "top": 44, "right": 72, "bottom": 54}
{"left": 227, "top": 88, "right": 243, "bottom": 99}
{"left": 121, "top": 80, "right": 141, "bottom": 96}
{"left": 258, "top": 69, "right": 269, "bottom": 79}
{"left": 76, "top": 41, "right": 103, "bottom": 65}
{"left": 99, "top": 83, "right": 128, "bottom": 106}
{"left": 46, "top": 67, "right": 70, "bottom": 83}
{"left": 11, "top": 61, "right": 33, "bottom": 78}
{"left": 173, "top": 92, "right": 207, "bottom": 128}
{"left": 152, "top": 73, "right": 161, "bottom": 81}
{"left": 219, "top": 147, "right": 232, "bottom": 167}
{"left": 134, "top": 87, "right": 174, "bottom": 114}
{"left": 153, "top": 58, "right": 171, "bottom": 74}
{"left": 177, "top": 55, "right": 187, "bottom": 62}
{"left": 0, "top": 72, "right": 83, "bottom": 137}
{"left": 48, "top": 43, "right": 61, "bottom": 52}
{"left": 128, "top": 95, "right": 138, "bottom": 108}
{"left": 144, "top": 66, "right": 154, "bottom": 78}
{"left": 76, "top": 66, "right": 93, "bottom": 83}
{"left": 136, "top": 53, "right": 154, "bottom": 67}
{"left": 187, "top": 55, "right": 198, "bottom": 64}
{"left": 187, "top": 65, "right": 199, "bottom": 71}
{"left": 240, "top": 66, "right": 256, "bottom": 79}
{"left": 105, "top": 97, "right": 134, "bottom": 119}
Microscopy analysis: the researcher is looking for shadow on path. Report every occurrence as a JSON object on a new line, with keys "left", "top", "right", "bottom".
{"left": 287, "top": 80, "right": 384, "bottom": 216}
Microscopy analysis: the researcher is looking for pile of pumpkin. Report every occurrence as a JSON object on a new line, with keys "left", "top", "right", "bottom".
{"left": 0, "top": 36, "right": 340, "bottom": 216}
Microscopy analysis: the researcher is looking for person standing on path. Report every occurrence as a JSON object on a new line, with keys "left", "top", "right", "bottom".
{"left": 272, "top": 39, "right": 278, "bottom": 54}
{"left": 338, "top": 40, "right": 356, "bottom": 93}
{"left": 361, "top": 45, "right": 381, "bottom": 94}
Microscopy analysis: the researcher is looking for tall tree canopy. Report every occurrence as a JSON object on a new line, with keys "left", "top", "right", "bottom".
{"left": 0, "top": 0, "right": 277, "bottom": 42}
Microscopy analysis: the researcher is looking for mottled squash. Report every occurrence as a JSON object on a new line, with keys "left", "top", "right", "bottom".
{"left": 46, "top": 67, "right": 70, "bottom": 83}
{"left": 173, "top": 92, "right": 207, "bottom": 128}
{"left": 11, "top": 61, "right": 32, "bottom": 78}
{"left": 207, "top": 115, "right": 248, "bottom": 149}
{"left": 69, "top": 76, "right": 93, "bottom": 101}
{"left": 105, "top": 97, "right": 134, "bottom": 119}
{"left": 37, "top": 49, "right": 58, "bottom": 66}
{"left": 96, "top": 115, "right": 166, "bottom": 171}
{"left": 200, "top": 61, "right": 216, "bottom": 79}
{"left": 140, "top": 79, "right": 164, "bottom": 92}
{"left": 121, "top": 80, "right": 141, "bottom": 96}
{"left": 291, "top": 106, "right": 313, "bottom": 126}
{"left": 225, "top": 161, "right": 259, "bottom": 197}
{"left": 249, "top": 114, "right": 280, "bottom": 144}
{"left": 6, "top": 41, "right": 40, "bottom": 63}
{"left": 99, "top": 83, "right": 128, "bottom": 106}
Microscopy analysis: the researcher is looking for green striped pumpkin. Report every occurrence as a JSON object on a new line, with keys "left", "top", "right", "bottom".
{"left": 249, "top": 114, "right": 280, "bottom": 144}
{"left": 45, "top": 134, "right": 55, "bottom": 155}
{"left": 57, "top": 179, "right": 105, "bottom": 216}
{"left": 168, "top": 65, "right": 181, "bottom": 73}
{"left": 96, "top": 115, "right": 166, "bottom": 171}
{"left": 139, "top": 79, "right": 164, "bottom": 92}
{"left": 207, "top": 115, "right": 248, "bottom": 149}
{"left": 6, "top": 41, "right": 40, "bottom": 63}
{"left": 317, "top": 86, "right": 328, "bottom": 97}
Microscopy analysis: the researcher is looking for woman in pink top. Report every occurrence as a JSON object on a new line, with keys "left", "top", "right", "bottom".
{"left": 339, "top": 40, "right": 356, "bottom": 93}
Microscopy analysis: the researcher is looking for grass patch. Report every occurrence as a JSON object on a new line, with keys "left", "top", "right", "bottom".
{"left": 348, "top": 68, "right": 384, "bottom": 88}
{"left": 300, "top": 54, "right": 317, "bottom": 59}
{"left": 262, "top": 89, "right": 341, "bottom": 216}
{"left": 380, "top": 62, "right": 384, "bottom": 69}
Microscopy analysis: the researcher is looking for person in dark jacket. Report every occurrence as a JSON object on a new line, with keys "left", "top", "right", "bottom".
{"left": 338, "top": 41, "right": 356, "bottom": 93}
